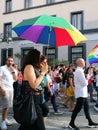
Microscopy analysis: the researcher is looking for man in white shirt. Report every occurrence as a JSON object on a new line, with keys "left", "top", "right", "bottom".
{"left": 0, "top": 57, "right": 17, "bottom": 130}
{"left": 68, "top": 58, "right": 98, "bottom": 130}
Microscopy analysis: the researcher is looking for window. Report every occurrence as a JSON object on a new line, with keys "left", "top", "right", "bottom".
{"left": 5, "top": 0, "right": 12, "bottom": 12}
{"left": 21, "top": 47, "right": 34, "bottom": 65}
{"left": 43, "top": 47, "right": 57, "bottom": 66}
{"left": 68, "top": 44, "right": 86, "bottom": 65}
{"left": 4, "top": 23, "right": 12, "bottom": 40}
{"left": 21, "top": 47, "right": 34, "bottom": 59}
{"left": 1, "top": 48, "right": 13, "bottom": 65}
{"left": 71, "top": 11, "right": 83, "bottom": 30}
{"left": 25, "top": 0, "right": 32, "bottom": 8}
{"left": 46, "top": 0, "right": 55, "bottom": 4}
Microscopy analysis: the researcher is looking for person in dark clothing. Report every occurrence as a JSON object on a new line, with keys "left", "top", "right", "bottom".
{"left": 18, "top": 49, "right": 48, "bottom": 130}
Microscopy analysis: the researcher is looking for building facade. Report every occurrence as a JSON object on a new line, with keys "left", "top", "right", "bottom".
{"left": 0, "top": 0, "right": 98, "bottom": 67}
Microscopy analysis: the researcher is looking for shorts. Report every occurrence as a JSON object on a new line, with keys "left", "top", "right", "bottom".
{"left": 0, "top": 88, "right": 13, "bottom": 108}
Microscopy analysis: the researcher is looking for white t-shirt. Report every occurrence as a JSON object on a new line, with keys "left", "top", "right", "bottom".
{"left": 0, "top": 65, "right": 17, "bottom": 90}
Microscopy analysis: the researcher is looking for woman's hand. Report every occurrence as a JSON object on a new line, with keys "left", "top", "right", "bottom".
{"left": 40, "top": 61, "right": 48, "bottom": 74}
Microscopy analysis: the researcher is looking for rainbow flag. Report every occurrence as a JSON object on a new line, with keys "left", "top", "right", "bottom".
{"left": 88, "top": 44, "right": 98, "bottom": 64}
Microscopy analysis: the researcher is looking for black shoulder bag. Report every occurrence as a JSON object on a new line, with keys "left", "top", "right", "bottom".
{"left": 13, "top": 81, "right": 37, "bottom": 126}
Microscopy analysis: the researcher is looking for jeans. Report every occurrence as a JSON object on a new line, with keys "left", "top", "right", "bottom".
{"left": 51, "top": 94, "right": 58, "bottom": 112}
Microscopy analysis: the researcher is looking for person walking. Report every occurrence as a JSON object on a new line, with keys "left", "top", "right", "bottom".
{"left": 0, "top": 57, "right": 18, "bottom": 130}
{"left": 86, "top": 67, "right": 96, "bottom": 102}
{"left": 94, "top": 69, "right": 98, "bottom": 111}
{"left": 40, "top": 55, "right": 49, "bottom": 124}
{"left": 68, "top": 58, "right": 98, "bottom": 130}
{"left": 63, "top": 64, "right": 75, "bottom": 112}
{"left": 18, "top": 49, "right": 48, "bottom": 130}
{"left": 45, "top": 66, "right": 63, "bottom": 115}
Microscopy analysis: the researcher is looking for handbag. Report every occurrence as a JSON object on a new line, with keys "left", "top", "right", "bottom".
{"left": 13, "top": 81, "right": 37, "bottom": 126}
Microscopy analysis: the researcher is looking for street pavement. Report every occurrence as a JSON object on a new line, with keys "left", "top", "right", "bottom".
{"left": 0, "top": 94, "right": 98, "bottom": 130}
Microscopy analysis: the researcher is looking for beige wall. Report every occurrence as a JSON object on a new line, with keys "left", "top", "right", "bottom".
{"left": 33, "top": 0, "right": 46, "bottom": 6}
{"left": 0, "top": 0, "right": 98, "bottom": 32}
{"left": 12, "top": 0, "right": 45, "bottom": 10}
{"left": 12, "top": 0, "right": 24, "bottom": 11}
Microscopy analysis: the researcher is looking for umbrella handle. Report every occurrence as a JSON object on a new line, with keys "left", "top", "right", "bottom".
{"left": 47, "top": 26, "right": 52, "bottom": 58}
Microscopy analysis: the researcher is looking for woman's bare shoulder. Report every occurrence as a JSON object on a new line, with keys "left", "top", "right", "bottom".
{"left": 25, "top": 64, "right": 34, "bottom": 69}
{"left": 24, "top": 65, "right": 35, "bottom": 73}
{"left": 23, "top": 65, "right": 35, "bottom": 80}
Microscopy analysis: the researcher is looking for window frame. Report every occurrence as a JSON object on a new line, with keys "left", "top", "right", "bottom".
{"left": 21, "top": 47, "right": 34, "bottom": 65}
{"left": 68, "top": 44, "right": 86, "bottom": 65}
{"left": 71, "top": 11, "right": 83, "bottom": 30}
{"left": 46, "top": 0, "right": 55, "bottom": 4}
{"left": 1, "top": 48, "right": 13, "bottom": 65}
{"left": 43, "top": 46, "right": 57, "bottom": 66}
{"left": 5, "top": 0, "right": 12, "bottom": 13}
{"left": 3, "top": 23, "right": 12, "bottom": 40}
{"left": 24, "top": 0, "right": 32, "bottom": 9}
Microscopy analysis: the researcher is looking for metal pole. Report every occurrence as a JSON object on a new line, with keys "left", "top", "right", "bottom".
{"left": 6, "top": 38, "right": 9, "bottom": 58}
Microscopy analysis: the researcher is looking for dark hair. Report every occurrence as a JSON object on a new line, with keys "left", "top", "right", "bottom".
{"left": 21, "top": 49, "right": 40, "bottom": 73}
{"left": 6, "top": 57, "right": 13, "bottom": 61}
{"left": 40, "top": 55, "right": 47, "bottom": 62}
{"left": 59, "top": 64, "right": 64, "bottom": 67}
{"left": 54, "top": 65, "right": 59, "bottom": 69}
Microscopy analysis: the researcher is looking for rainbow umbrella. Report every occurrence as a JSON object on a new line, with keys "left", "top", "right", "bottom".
{"left": 88, "top": 44, "right": 98, "bottom": 64}
{"left": 12, "top": 14, "right": 87, "bottom": 47}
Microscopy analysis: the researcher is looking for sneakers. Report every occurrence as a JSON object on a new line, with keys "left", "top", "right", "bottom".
{"left": 5, "top": 119, "right": 12, "bottom": 125}
{"left": 54, "top": 110, "right": 63, "bottom": 115}
{"left": 88, "top": 122, "right": 98, "bottom": 128}
{"left": 0, "top": 119, "right": 12, "bottom": 130}
{"left": 0, "top": 121, "right": 7, "bottom": 130}
{"left": 94, "top": 105, "right": 98, "bottom": 112}
{"left": 68, "top": 123, "right": 80, "bottom": 130}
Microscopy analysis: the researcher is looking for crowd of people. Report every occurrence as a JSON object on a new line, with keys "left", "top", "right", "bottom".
{"left": 0, "top": 49, "right": 98, "bottom": 130}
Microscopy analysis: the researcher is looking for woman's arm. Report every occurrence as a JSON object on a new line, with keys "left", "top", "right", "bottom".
{"left": 24, "top": 63, "right": 48, "bottom": 89}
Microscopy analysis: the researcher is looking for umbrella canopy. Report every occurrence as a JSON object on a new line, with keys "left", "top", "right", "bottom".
{"left": 88, "top": 44, "right": 98, "bottom": 64}
{"left": 12, "top": 14, "right": 87, "bottom": 47}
